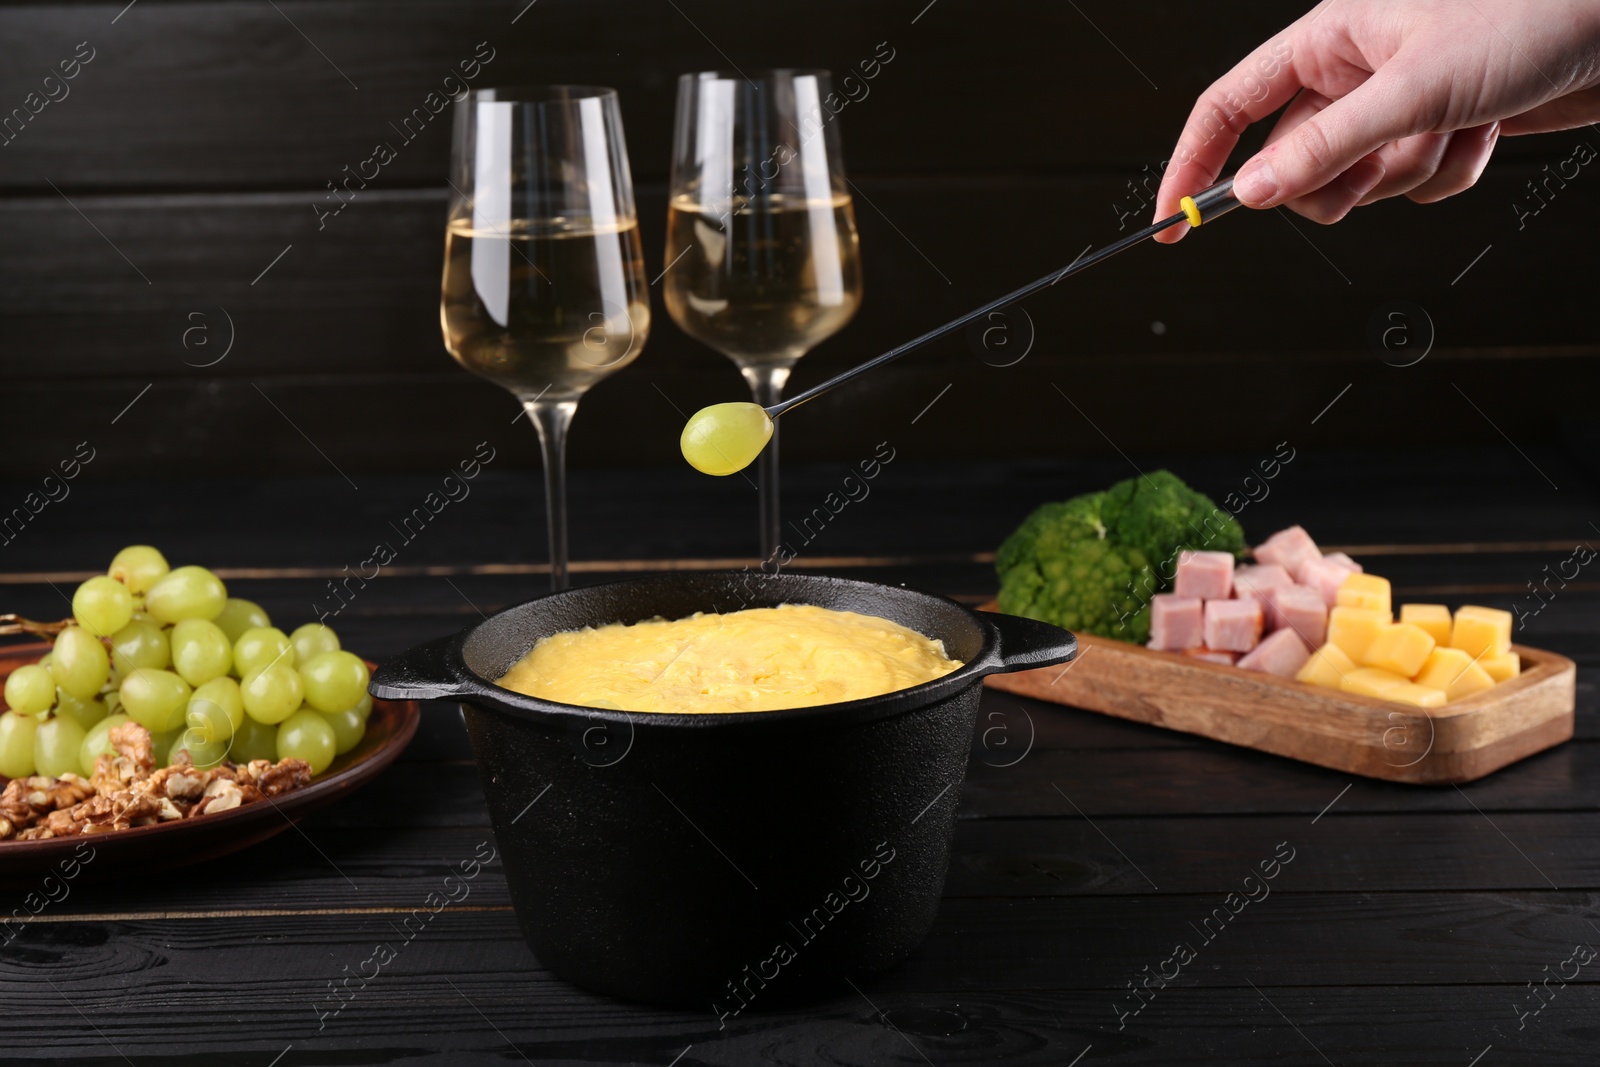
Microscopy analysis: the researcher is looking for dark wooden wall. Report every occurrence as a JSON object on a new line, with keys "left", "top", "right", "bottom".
{"left": 1, "top": 0, "right": 1595, "bottom": 478}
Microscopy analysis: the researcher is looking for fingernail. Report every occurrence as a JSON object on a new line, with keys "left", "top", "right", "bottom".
{"left": 1343, "top": 158, "right": 1386, "bottom": 199}
{"left": 1234, "top": 161, "right": 1278, "bottom": 206}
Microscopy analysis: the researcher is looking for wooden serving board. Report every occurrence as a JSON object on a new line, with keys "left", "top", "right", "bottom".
{"left": 980, "top": 605, "right": 1576, "bottom": 784}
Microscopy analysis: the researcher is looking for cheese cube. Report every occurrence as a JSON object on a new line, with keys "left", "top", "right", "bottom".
{"left": 1149, "top": 595, "right": 1204, "bottom": 651}
{"left": 1327, "top": 606, "right": 1390, "bottom": 662}
{"left": 1174, "top": 550, "right": 1236, "bottom": 601}
{"left": 1480, "top": 652, "right": 1520, "bottom": 683}
{"left": 1450, "top": 605, "right": 1513, "bottom": 659}
{"left": 1204, "top": 598, "right": 1264, "bottom": 653}
{"left": 1361, "top": 623, "right": 1437, "bottom": 677}
{"left": 1336, "top": 572, "right": 1392, "bottom": 615}
{"left": 1399, "top": 604, "right": 1452, "bottom": 646}
{"left": 1296, "top": 643, "right": 1357, "bottom": 689}
{"left": 1340, "top": 667, "right": 1409, "bottom": 698}
{"left": 1412, "top": 647, "right": 1496, "bottom": 702}
{"left": 1386, "top": 682, "right": 1447, "bottom": 709}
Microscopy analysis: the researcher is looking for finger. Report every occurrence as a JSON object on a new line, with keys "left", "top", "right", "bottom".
{"left": 1500, "top": 88, "right": 1600, "bottom": 135}
{"left": 1262, "top": 89, "right": 1334, "bottom": 148}
{"left": 1263, "top": 95, "right": 1441, "bottom": 222}
{"left": 1153, "top": 31, "right": 1305, "bottom": 243}
{"left": 1352, "top": 132, "right": 1452, "bottom": 205}
{"left": 1280, "top": 154, "right": 1388, "bottom": 224}
{"left": 1231, "top": 60, "right": 1436, "bottom": 209}
{"left": 1407, "top": 122, "right": 1500, "bottom": 203}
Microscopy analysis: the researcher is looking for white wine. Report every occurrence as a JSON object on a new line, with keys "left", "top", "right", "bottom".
{"left": 662, "top": 193, "right": 862, "bottom": 365}
{"left": 442, "top": 217, "right": 650, "bottom": 399}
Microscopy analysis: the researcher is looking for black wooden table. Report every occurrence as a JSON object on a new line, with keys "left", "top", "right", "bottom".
{"left": 3, "top": 448, "right": 1596, "bottom": 1065}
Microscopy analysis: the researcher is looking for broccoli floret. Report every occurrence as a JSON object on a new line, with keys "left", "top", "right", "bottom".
{"left": 994, "top": 471, "right": 1243, "bottom": 644}
{"left": 1102, "top": 470, "right": 1246, "bottom": 583}
{"left": 996, "top": 493, "right": 1110, "bottom": 577}
{"left": 992, "top": 470, "right": 1241, "bottom": 643}
{"left": 998, "top": 537, "right": 1157, "bottom": 643}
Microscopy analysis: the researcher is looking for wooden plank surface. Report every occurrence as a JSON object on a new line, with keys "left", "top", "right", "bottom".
{"left": 0, "top": 454, "right": 1595, "bottom": 1064}
{"left": 0, "top": 0, "right": 1576, "bottom": 190}
{"left": 1, "top": 169, "right": 1596, "bottom": 475}
{"left": 2, "top": 173, "right": 1594, "bottom": 378}
{"left": 3, "top": 0, "right": 1598, "bottom": 1056}
{"left": 0, "top": 448, "right": 1593, "bottom": 573}
{"left": 0, "top": 0, "right": 1547, "bottom": 191}
{"left": 5, "top": 909, "right": 1598, "bottom": 1064}
{"left": 2, "top": 0, "right": 1596, "bottom": 488}
{"left": 17, "top": 887, "right": 1600, "bottom": 993}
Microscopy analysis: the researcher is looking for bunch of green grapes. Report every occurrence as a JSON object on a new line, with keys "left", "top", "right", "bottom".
{"left": 0, "top": 545, "right": 371, "bottom": 782}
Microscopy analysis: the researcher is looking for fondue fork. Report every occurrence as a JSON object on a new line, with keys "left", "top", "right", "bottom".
{"left": 768, "top": 178, "right": 1241, "bottom": 419}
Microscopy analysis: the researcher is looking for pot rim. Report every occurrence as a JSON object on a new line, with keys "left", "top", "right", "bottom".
{"left": 375, "top": 571, "right": 1075, "bottom": 733}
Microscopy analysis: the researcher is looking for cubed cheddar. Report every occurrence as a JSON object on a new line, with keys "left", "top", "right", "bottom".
{"left": 1480, "top": 652, "right": 1521, "bottom": 683}
{"left": 1386, "top": 682, "right": 1447, "bottom": 709}
{"left": 1327, "top": 606, "right": 1390, "bottom": 662}
{"left": 1361, "top": 622, "right": 1437, "bottom": 677}
{"left": 1296, "top": 642, "right": 1356, "bottom": 689}
{"left": 1412, "top": 647, "right": 1496, "bottom": 702}
{"left": 1399, "top": 604, "right": 1452, "bottom": 646}
{"left": 1336, "top": 572, "right": 1392, "bottom": 615}
{"left": 1450, "top": 605, "right": 1513, "bottom": 659}
{"left": 1340, "top": 666, "right": 1409, "bottom": 698}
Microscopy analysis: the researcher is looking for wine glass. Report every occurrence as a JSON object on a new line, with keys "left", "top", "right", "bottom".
{"left": 442, "top": 86, "right": 650, "bottom": 591}
{"left": 663, "top": 70, "right": 863, "bottom": 564}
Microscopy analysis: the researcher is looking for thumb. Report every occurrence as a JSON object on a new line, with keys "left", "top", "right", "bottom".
{"left": 1233, "top": 63, "right": 1432, "bottom": 207}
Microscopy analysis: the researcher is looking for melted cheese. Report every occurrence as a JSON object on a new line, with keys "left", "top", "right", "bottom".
{"left": 496, "top": 603, "right": 963, "bottom": 714}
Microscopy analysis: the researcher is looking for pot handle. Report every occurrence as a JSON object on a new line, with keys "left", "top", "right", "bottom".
{"left": 369, "top": 634, "right": 472, "bottom": 702}
{"left": 979, "top": 611, "right": 1077, "bottom": 674}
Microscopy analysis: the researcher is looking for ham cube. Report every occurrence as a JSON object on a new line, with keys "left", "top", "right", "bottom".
{"left": 1233, "top": 563, "right": 1292, "bottom": 605}
{"left": 1174, "top": 550, "right": 1236, "bottom": 601}
{"left": 1237, "top": 628, "right": 1312, "bottom": 678}
{"left": 1254, "top": 526, "right": 1321, "bottom": 577}
{"left": 1204, "top": 598, "right": 1264, "bottom": 653}
{"left": 1148, "top": 595, "right": 1204, "bottom": 651}
{"left": 1297, "top": 554, "right": 1363, "bottom": 607}
{"left": 1183, "top": 647, "right": 1238, "bottom": 666}
{"left": 1272, "top": 584, "right": 1329, "bottom": 647}
{"left": 1258, "top": 584, "right": 1286, "bottom": 630}
{"left": 1323, "top": 552, "right": 1362, "bottom": 573}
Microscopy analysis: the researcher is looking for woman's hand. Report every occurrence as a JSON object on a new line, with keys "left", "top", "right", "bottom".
{"left": 1154, "top": 0, "right": 1600, "bottom": 241}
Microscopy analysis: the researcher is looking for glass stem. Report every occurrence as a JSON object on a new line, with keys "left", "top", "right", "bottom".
{"left": 523, "top": 398, "right": 578, "bottom": 592}
{"left": 742, "top": 365, "right": 792, "bottom": 568}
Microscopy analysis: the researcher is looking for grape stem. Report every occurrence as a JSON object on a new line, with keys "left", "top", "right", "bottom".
{"left": 0, "top": 614, "right": 74, "bottom": 640}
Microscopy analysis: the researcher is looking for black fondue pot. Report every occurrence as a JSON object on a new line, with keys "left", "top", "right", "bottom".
{"left": 371, "top": 572, "right": 1075, "bottom": 1008}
